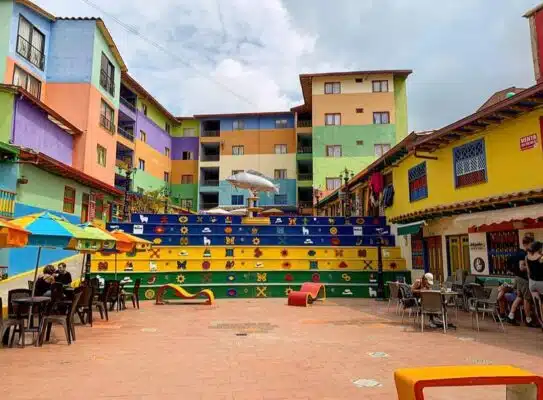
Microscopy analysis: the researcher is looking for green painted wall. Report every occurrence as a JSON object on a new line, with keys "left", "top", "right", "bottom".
{"left": 170, "top": 183, "right": 198, "bottom": 210}
{"left": 132, "top": 169, "right": 167, "bottom": 192}
{"left": 91, "top": 24, "right": 121, "bottom": 108}
{"left": 394, "top": 75, "right": 408, "bottom": 141}
{"left": 312, "top": 124, "right": 396, "bottom": 189}
{"left": 171, "top": 119, "right": 200, "bottom": 137}
{"left": 0, "top": 1, "right": 13, "bottom": 81}
{"left": 0, "top": 91, "right": 14, "bottom": 143}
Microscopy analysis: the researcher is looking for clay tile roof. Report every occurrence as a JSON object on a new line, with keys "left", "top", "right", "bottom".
{"left": 477, "top": 87, "right": 526, "bottom": 111}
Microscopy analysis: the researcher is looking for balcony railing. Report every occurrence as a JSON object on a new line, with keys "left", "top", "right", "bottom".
{"left": 120, "top": 97, "right": 136, "bottom": 113}
{"left": 200, "top": 202, "right": 219, "bottom": 210}
{"left": 16, "top": 35, "right": 45, "bottom": 70}
{"left": 202, "top": 130, "right": 220, "bottom": 137}
{"left": 100, "top": 115, "right": 116, "bottom": 134}
{"left": 0, "top": 189, "right": 16, "bottom": 218}
{"left": 100, "top": 69, "right": 115, "bottom": 96}
{"left": 201, "top": 155, "right": 220, "bottom": 162}
{"left": 201, "top": 180, "right": 219, "bottom": 187}
{"left": 297, "top": 120, "right": 312, "bottom": 128}
{"left": 298, "top": 201, "right": 313, "bottom": 209}
{"left": 297, "top": 146, "right": 312, "bottom": 154}
{"left": 298, "top": 173, "right": 313, "bottom": 181}
{"left": 117, "top": 126, "right": 135, "bottom": 141}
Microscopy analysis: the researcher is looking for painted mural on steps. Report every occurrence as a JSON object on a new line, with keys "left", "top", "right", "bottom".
{"left": 91, "top": 214, "right": 410, "bottom": 299}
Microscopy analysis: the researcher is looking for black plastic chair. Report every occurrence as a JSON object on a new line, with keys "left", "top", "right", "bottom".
{"left": 77, "top": 285, "right": 95, "bottom": 326}
{"left": 122, "top": 279, "right": 141, "bottom": 309}
{"left": 0, "top": 298, "right": 26, "bottom": 348}
{"left": 38, "top": 289, "right": 82, "bottom": 346}
{"left": 93, "top": 280, "right": 110, "bottom": 321}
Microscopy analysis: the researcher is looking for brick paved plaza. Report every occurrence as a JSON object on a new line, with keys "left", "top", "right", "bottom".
{"left": 2, "top": 298, "right": 543, "bottom": 399}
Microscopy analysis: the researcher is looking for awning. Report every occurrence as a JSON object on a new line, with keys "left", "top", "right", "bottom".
{"left": 454, "top": 203, "right": 543, "bottom": 228}
{"left": 397, "top": 220, "right": 425, "bottom": 236}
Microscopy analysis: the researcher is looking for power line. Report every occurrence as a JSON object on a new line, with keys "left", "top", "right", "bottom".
{"left": 79, "top": 0, "right": 258, "bottom": 108}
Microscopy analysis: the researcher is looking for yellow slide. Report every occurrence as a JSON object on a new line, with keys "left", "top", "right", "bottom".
{"left": 155, "top": 283, "right": 215, "bottom": 305}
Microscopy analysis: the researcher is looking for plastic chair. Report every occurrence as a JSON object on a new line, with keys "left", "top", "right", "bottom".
{"left": 76, "top": 285, "right": 95, "bottom": 326}
{"left": 387, "top": 282, "right": 400, "bottom": 313}
{"left": 0, "top": 298, "right": 26, "bottom": 348}
{"left": 38, "top": 290, "right": 82, "bottom": 346}
{"left": 122, "top": 279, "right": 141, "bottom": 309}
{"left": 419, "top": 291, "right": 446, "bottom": 333}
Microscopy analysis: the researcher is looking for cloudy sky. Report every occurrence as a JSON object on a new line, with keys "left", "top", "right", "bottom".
{"left": 36, "top": 0, "right": 538, "bottom": 131}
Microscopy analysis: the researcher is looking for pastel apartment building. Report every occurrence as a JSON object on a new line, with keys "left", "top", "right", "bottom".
{"left": 0, "top": 0, "right": 410, "bottom": 275}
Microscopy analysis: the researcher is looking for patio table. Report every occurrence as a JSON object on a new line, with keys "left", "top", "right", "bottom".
{"left": 11, "top": 296, "right": 50, "bottom": 345}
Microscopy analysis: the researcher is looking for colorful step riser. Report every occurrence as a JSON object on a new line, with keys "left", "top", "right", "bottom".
{"left": 91, "top": 258, "right": 406, "bottom": 272}
{"left": 93, "top": 271, "right": 411, "bottom": 285}
{"left": 139, "top": 234, "right": 396, "bottom": 247}
{"left": 94, "top": 246, "right": 403, "bottom": 260}
{"left": 112, "top": 223, "right": 388, "bottom": 236}
{"left": 127, "top": 215, "right": 387, "bottom": 226}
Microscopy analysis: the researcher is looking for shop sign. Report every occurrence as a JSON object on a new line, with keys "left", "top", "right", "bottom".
{"left": 468, "top": 232, "right": 489, "bottom": 275}
{"left": 520, "top": 134, "right": 538, "bottom": 151}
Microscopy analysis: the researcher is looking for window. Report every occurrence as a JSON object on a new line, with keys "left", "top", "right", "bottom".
{"left": 274, "top": 169, "right": 287, "bottom": 179}
{"left": 326, "top": 145, "right": 342, "bottom": 157}
{"left": 324, "top": 82, "right": 341, "bottom": 94}
{"left": 453, "top": 139, "right": 487, "bottom": 188}
{"left": 374, "top": 144, "right": 391, "bottom": 157}
{"left": 408, "top": 162, "right": 428, "bottom": 202}
{"left": 142, "top": 103, "right": 148, "bottom": 116}
{"left": 232, "top": 145, "right": 244, "bottom": 156}
{"left": 274, "top": 194, "right": 288, "bottom": 205}
{"left": 99, "top": 100, "right": 115, "bottom": 133}
{"left": 95, "top": 198, "right": 104, "bottom": 220}
{"left": 12, "top": 65, "right": 41, "bottom": 99}
{"left": 231, "top": 170, "right": 243, "bottom": 175}
{"left": 165, "top": 147, "right": 170, "bottom": 157}
{"left": 96, "top": 145, "right": 107, "bottom": 167}
{"left": 233, "top": 120, "right": 245, "bottom": 130}
{"left": 164, "top": 172, "right": 170, "bottom": 183}
{"left": 182, "top": 151, "right": 194, "bottom": 160}
{"left": 181, "top": 199, "right": 193, "bottom": 209}
{"left": 275, "top": 119, "right": 288, "bottom": 129}
{"left": 373, "top": 112, "right": 390, "bottom": 124}
{"left": 16, "top": 16, "right": 45, "bottom": 70}
{"left": 181, "top": 175, "right": 193, "bottom": 184}
{"left": 165, "top": 123, "right": 171, "bottom": 134}
{"left": 231, "top": 195, "right": 244, "bottom": 205}
{"left": 140, "top": 130, "right": 147, "bottom": 142}
{"left": 274, "top": 144, "right": 287, "bottom": 154}
{"left": 356, "top": 140, "right": 364, "bottom": 146}
{"left": 138, "top": 158, "right": 145, "bottom": 171}
{"left": 63, "top": 186, "right": 76, "bottom": 214}
{"left": 326, "top": 178, "right": 341, "bottom": 191}
{"left": 372, "top": 80, "right": 389, "bottom": 92}
{"left": 99, "top": 53, "right": 115, "bottom": 96}
{"left": 325, "top": 113, "right": 341, "bottom": 126}
{"left": 356, "top": 108, "right": 364, "bottom": 113}
{"left": 355, "top": 78, "right": 363, "bottom": 83}
{"left": 183, "top": 128, "right": 196, "bottom": 137}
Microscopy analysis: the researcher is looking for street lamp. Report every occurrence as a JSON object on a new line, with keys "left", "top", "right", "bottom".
{"left": 123, "top": 167, "right": 136, "bottom": 221}
{"left": 339, "top": 168, "right": 354, "bottom": 217}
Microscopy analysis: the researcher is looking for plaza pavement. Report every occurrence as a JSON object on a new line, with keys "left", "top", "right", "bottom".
{"left": 1, "top": 297, "right": 543, "bottom": 399}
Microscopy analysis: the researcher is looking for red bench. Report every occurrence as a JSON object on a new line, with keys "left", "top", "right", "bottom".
{"left": 287, "top": 283, "right": 326, "bottom": 307}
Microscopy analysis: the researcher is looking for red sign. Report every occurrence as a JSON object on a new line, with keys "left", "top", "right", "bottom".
{"left": 520, "top": 134, "right": 538, "bottom": 151}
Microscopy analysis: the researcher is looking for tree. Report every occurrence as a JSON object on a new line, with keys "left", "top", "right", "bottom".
{"left": 130, "top": 188, "right": 167, "bottom": 214}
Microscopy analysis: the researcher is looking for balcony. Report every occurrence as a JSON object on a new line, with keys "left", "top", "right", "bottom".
{"left": 100, "top": 115, "right": 116, "bottom": 134}
{"left": 297, "top": 120, "right": 312, "bottom": 128}
{"left": 201, "top": 180, "right": 219, "bottom": 187}
{"left": 202, "top": 130, "right": 220, "bottom": 137}
{"left": 298, "top": 201, "right": 313, "bottom": 209}
{"left": 16, "top": 35, "right": 44, "bottom": 70}
{"left": 100, "top": 70, "right": 115, "bottom": 96}
{"left": 201, "top": 155, "right": 220, "bottom": 162}
{"left": 200, "top": 202, "right": 219, "bottom": 210}
{"left": 297, "top": 146, "right": 312, "bottom": 154}
{"left": 0, "top": 189, "right": 15, "bottom": 218}
{"left": 298, "top": 173, "right": 313, "bottom": 181}
{"left": 120, "top": 97, "right": 136, "bottom": 113}
{"left": 117, "top": 126, "right": 134, "bottom": 142}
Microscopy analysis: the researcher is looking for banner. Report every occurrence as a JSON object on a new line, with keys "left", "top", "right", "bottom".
{"left": 468, "top": 232, "right": 489, "bottom": 275}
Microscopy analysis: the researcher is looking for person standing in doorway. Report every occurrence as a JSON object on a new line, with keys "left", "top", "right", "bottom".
{"left": 526, "top": 241, "right": 543, "bottom": 330}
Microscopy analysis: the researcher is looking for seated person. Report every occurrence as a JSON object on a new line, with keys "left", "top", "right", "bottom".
{"left": 411, "top": 272, "right": 433, "bottom": 296}
{"left": 34, "top": 265, "right": 56, "bottom": 296}
{"left": 55, "top": 262, "right": 72, "bottom": 286}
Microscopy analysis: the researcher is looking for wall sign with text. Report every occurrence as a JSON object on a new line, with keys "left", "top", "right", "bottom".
{"left": 520, "top": 134, "right": 538, "bottom": 151}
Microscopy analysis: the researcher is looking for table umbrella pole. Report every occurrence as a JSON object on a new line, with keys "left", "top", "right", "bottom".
{"left": 28, "top": 246, "right": 42, "bottom": 328}
{"left": 114, "top": 253, "right": 118, "bottom": 281}
{"left": 79, "top": 253, "right": 87, "bottom": 283}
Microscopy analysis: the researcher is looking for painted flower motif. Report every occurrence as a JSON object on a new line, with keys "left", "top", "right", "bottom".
{"left": 312, "top": 273, "right": 320, "bottom": 283}
{"left": 254, "top": 248, "right": 263, "bottom": 258}
{"left": 180, "top": 226, "right": 189, "bottom": 234}
{"left": 224, "top": 226, "right": 233, "bottom": 234}
{"left": 307, "top": 250, "right": 316, "bottom": 257}
{"left": 331, "top": 237, "right": 340, "bottom": 246}
{"left": 176, "top": 274, "right": 186, "bottom": 284}
{"left": 153, "top": 238, "right": 162, "bottom": 245}
{"left": 390, "top": 262, "right": 397, "bottom": 270}
{"left": 285, "top": 287, "right": 293, "bottom": 296}
{"left": 202, "top": 261, "right": 211, "bottom": 270}
{"left": 243, "top": 288, "right": 249, "bottom": 294}
{"left": 227, "top": 288, "right": 237, "bottom": 297}
{"left": 339, "top": 261, "right": 348, "bottom": 269}
{"left": 98, "top": 262, "right": 108, "bottom": 271}
{"left": 179, "top": 216, "right": 188, "bottom": 223}
{"left": 284, "top": 273, "right": 293, "bottom": 282}
{"left": 180, "top": 237, "right": 189, "bottom": 246}
{"left": 358, "top": 249, "right": 367, "bottom": 258}
{"left": 341, "top": 273, "right": 351, "bottom": 282}
{"left": 154, "top": 226, "right": 165, "bottom": 234}
{"left": 329, "top": 227, "right": 338, "bottom": 235}
{"left": 280, "top": 249, "right": 289, "bottom": 257}
{"left": 252, "top": 237, "right": 261, "bottom": 246}
{"left": 356, "top": 218, "right": 365, "bottom": 225}
{"left": 227, "top": 274, "right": 236, "bottom": 281}
{"left": 144, "top": 289, "right": 156, "bottom": 300}
{"left": 282, "top": 262, "right": 292, "bottom": 269}
{"left": 202, "top": 273, "right": 212, "bottom": 283}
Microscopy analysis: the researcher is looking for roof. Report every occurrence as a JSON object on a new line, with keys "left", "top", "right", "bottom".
{"left": 414, "top": 82, "right": 543, "bottom": 152}
{"left": 295, "top": 69, "right": 413, "bottom": 113}
{"left": 389, "top": 188, "right": 543, "bottom": 224}
{"left": 523, "top": 3, "right": 543, "bottom": 17}
{"left": 121, "top": 72, "right": 178, "bottom": 122}
{"left": 477, "top": 87, "right": 526, "bottom": 111}
{"left": 17, "top": 149, "right": 123, "bottom": 197}
{"left": 15, "top": 0, "right": 55, "bottom": 20}
{"left": 0, "top": 84, "right": 83, "bottom": 135}
{"left": 57, "top": 18, "right": 127, "bottom": 72}
{"left": 194, "top": 111, "right": 293, "bottom": 119}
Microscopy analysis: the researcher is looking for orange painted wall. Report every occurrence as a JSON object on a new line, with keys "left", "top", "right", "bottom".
{"left": 312, "top": 92, "right": 396, "bottom": 126}
{"left": 4, "top": 57, "right": 47, "bottom": 99}
{"left": 171, "top": 160, "right": 198, "bottom": 184}
{"left": 220, "top": 129, "right": 296, "bottom": 155}
{"left": 134, "top": 140, "right": 171, "bottom": 181}
{"left": 45, "top": 83, "right": 117, "bottom": 185}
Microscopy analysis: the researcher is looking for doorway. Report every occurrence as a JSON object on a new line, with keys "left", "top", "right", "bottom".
{"left": 446, "top": 235, "right": 470, "bottom": 277}
{"left": 424, "top": 236, "right": 443, "bottom": 283}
